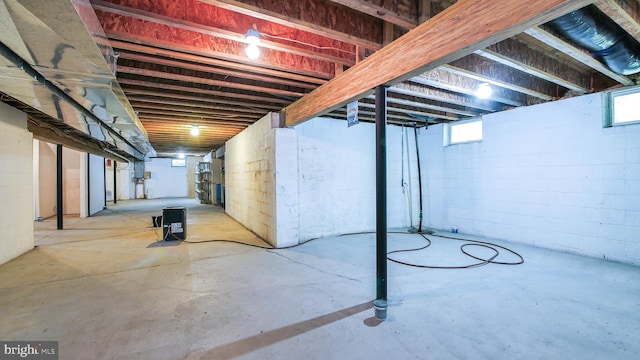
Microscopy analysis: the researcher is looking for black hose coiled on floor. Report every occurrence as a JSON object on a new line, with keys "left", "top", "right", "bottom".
{"left": 387, "top": 232, "right": 524, "bottom": 269}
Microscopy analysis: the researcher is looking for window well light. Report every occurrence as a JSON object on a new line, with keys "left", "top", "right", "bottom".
{"left": 476, "top": 83, "right": 492, "bottom": 99}
{"left": 244, "top": 27, "right": 260, "bottom": 59}
{"left": 190, "top": 124, "right": 199, "bottom": 136}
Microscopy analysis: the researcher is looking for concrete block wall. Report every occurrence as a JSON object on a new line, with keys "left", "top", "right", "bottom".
{"left": 0, "top": 102, "right": 34, "bottom": 265}
{"left": 422, "top": 92, "right": 640, "bottom": 265}
{"left": 88, "top": 154, "right": 106, "bottom": 215}
{"left": 36, "top": 140, "right": 57, "bottom": 218}
{"left": 224, "top": 113, "right": 423, "bottom": 246}
{"left": 144, "top": 158, "right": 188, "bottom": 199}
{"left": 273, "top": 128, "right": 299, "bottom": 247}
{"left": 225, "top": 113, "right": 296, "bottom": 246}
{"left": 63, "top": 147, "right": 82, "bottom": 214}
{"left": 295, "top": 117, "right": 420, "bottom": 241}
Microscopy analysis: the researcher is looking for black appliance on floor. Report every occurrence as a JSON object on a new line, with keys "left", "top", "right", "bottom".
{"left": 163, "top": 207, "right": 187, "bottom": 241}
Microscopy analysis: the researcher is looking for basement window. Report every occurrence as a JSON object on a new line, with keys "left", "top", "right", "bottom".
{"left": 607, "top": 87, "right": 640, "bottom": 126}
{"left": 171, "top": 159, "right": 186, "bottom": 167}
{"left": 446, "top": 118, "right": 483, "bottom": 145}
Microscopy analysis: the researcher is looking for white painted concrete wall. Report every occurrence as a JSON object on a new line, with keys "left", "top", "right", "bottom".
{"left": 225, "top": 114, "right": 279, "bottom": 245}
{"left": 422, "top": 93, "right": 640, "bottom": 265}
{"left": 225, "top": 94, "right": 639, "bottom": 263}
{"left": 144, "top": 158, "right": 188, "bottom": 199}
{"left": 34, "top": 143, "right": 81, "bottom": 216}
{"left": 105, "top": 160, "right": 114, "bottom": 202}
{"left": 225, "top": 113, "right": 420, "bottom": 246}
{"left": 117, "top": 161, "right": 132, "bottom": 201}
{"left": 89, "top": 154, "right": 105, "bottom": 215}
{"left": 32, "top": 139, "right": 39, "bottom": 220}
{"left": 37, "top": 141, "right": 57, "bottom": 218}
{"left": 0, "top": 102, "right": 33, "bottom": 265}
{"left": 295, "top": 118, "right": 419, "bottom": 240}
{"left": 273, "top": 127, "right": 298, "bottom": 246}
{"left": 63, "top": 147, "right": 82, "bottom": 214}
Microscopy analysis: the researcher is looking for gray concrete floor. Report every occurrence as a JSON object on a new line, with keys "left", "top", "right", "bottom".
{"left": 0, "top": 198, "right": 639, "bottom": 359}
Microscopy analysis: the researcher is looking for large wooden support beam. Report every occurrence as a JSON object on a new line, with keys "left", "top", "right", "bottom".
{"left": 283, "top": 0, "right": 593, "bottom": 127}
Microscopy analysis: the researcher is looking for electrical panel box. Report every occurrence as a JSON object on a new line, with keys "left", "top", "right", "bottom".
{"left": 162, "top": 207, "right": 187, "bottom": 241}
{"left": 134, "top": 161, "right": 145, "bottom": 179}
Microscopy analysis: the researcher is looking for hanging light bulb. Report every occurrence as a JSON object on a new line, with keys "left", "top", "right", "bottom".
{"left": 476, "top": 83, "right": 493, "bottom": 99}
{"left": 244, "top": 27, "right": 260, "bottom": 59}
{"left": 245, "top": 44, "right": 260, "bottom": 59}
{"left": 190, "top": 124, "right": 199, "bottom": 136}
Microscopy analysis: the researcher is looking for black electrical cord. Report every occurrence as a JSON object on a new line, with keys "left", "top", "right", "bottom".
{"left": 163, "top": 230, "right": 318, "bottom": 250}
{"left": 387, "top": 232, "right": 524, "bottom": 268}
{"left": 161, "top": 226, "right": 523, "bottom": 269}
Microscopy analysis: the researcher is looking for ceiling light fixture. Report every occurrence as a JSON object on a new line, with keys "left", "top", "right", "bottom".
{"left": 244, "top": 26, "right": 261, "bottom": 60}
{"left": 476, "top": 83, "right": 493, "bottom": 99}
{"left": 190, "top": 124, "right": 199, "bottom": 136}
{"left": 178, "top": 153, "right": 185, "bottom": 159}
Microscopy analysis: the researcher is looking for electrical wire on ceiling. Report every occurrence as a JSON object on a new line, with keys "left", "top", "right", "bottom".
{"left": 260, "top": 32, "right": 356, "bottom": 55}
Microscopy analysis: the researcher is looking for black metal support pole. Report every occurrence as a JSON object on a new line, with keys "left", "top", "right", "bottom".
{"left": 87, "top": 153, "right": 91, "bottom": 217}
{"left": 103, "top": 159, "right": 107, "bottom": 209}
{"left": 414, "top": 125, "right": 423, "bottom": 232}
{"left": 113, "top": 160, "right": 117, "bottom": 204}
{"left": 374, "top": 85, "right": 388, "bottom": 320}
{"left": 56, "top": 144, "right": 63, "bottom": 230}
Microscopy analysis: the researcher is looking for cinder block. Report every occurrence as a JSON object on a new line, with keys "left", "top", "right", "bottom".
{"left": 625, "top": 148, "right": 640, "bottom": 163}
{"left": 625, "top": 242, "right": 640, "bottom": 261}
{"left": 626, "top": 211, "right": 640, "bottom": 226}
{"left": 603, "top": 194, "right": 640, "bottom": 211}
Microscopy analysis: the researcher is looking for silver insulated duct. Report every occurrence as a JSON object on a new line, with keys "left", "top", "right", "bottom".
{"left": 548, "top": 6, "right": 640, "bottom": 76}
{"left": 0, "top": 0, "right": 154, "bottom": 159}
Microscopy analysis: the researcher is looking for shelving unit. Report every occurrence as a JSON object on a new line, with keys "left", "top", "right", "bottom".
{"left": 195, "top": 162, "right": 212, "bottom": 204}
